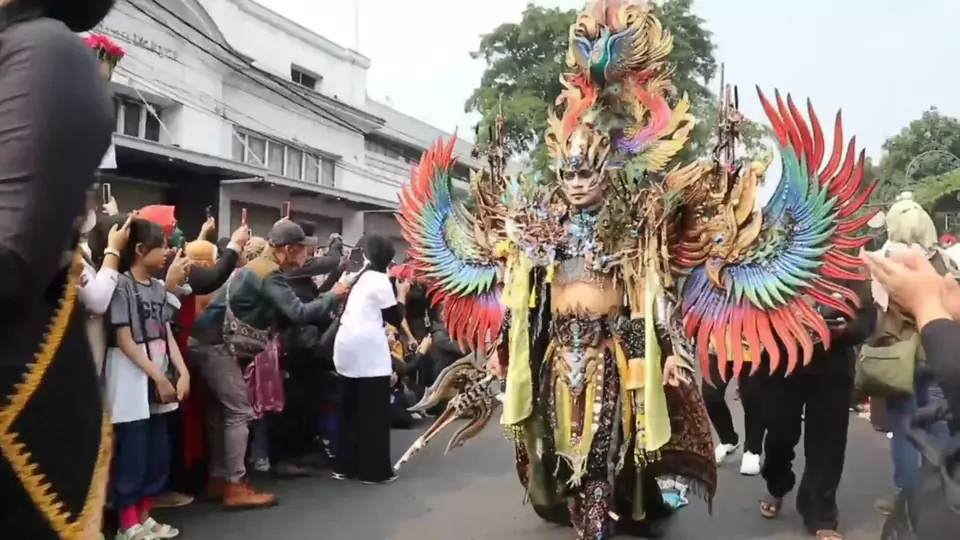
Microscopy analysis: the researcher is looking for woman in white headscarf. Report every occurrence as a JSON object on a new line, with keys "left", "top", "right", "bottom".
{"left": 871, "top": 193, "right": 955, "bottom": 515}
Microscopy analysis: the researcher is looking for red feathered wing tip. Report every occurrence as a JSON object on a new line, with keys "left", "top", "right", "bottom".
{"left": 397, "top": 135, "right": 458, "bottom": 283}
{"left": 85, "top": 33, "right": 125, "bottom": 58}
{"left": 741, "top": 88, "right": 879, "bottom": 377}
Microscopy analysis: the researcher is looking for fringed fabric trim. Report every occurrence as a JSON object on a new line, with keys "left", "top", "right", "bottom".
{"left": 0, "top": 250, "right": 112, "bottom": 538}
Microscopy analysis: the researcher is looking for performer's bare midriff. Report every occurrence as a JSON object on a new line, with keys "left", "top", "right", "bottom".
{"left": 551, "top": 277, "right": 621, "bottom": 317}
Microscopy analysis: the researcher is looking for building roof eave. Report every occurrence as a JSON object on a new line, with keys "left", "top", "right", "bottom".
{"left": 239, "top": 68, "right": 384, "bottom": 134}
{"left": 227, "top": 0, "right": 370, "bottom": 68}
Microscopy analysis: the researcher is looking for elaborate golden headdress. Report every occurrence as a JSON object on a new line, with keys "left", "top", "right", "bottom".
{"left": 544, "top": 0, "right": 695, "bottom": 177}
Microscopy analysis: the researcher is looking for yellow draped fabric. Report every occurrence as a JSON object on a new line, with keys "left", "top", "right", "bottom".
{"left": 639, "top": 262, "right": 671, "bottom": 454}
{"left": 502, "top": 253, "right": 534, "bottom": 427}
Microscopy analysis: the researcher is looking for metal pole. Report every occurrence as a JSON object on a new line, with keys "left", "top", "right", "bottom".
{"left": 354, "top": 0, "right": 360, "bottom": 51}
{"left": 903, "top": 149, "right": 960, "bottom": 187}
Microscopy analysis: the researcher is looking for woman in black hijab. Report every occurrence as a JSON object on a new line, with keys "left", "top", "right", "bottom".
{"left": 0, "top": 0, "right": 117, "bottom": 537}
{"left": 332, "top": 234, "right": 409, "bottom": 484}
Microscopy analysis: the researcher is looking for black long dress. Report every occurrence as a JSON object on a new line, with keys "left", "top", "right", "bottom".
{"left": 0, "top": 4, "right": 114, "bottom": 538}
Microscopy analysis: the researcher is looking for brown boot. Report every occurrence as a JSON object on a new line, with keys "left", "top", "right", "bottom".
{"left": 205, "top": 477, "right": 227, "bottom": 501}
{"left": 223, "top": 479, "right": 278, "bottom": 510}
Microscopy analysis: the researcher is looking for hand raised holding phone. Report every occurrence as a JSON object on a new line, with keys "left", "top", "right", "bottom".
{"left": 231, "top": 223, "right": 250, "bottom": 247}
{"left": 107, "top": 212, "right": 136, "bottom": 252}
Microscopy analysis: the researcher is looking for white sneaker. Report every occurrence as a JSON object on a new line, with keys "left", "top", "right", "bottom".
{"left": 740, "top": 452, "right": 761, "bottom": 476}
{"left": 252, "top": 457, "right": 270, "bottom": 473}
{"left": 714, "top": 442, "right": 740, "bottom": 464}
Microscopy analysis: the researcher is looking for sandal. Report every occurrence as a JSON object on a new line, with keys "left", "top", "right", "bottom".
{"left": 142, "top": 517, "right": 180, "bottom": 539}
{"left": 815, "top": 530, "right": 842, "bottom": 540}
{"left": 759, "top": 496, "right": 783, "bottom": 519}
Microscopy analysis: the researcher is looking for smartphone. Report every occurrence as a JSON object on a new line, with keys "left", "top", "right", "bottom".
{"left": 282, "top": 201, "right": 291, "bottom": 219}
{"left": 240, "top": 208, "right": 248, "bottom": 227}
{"left": 347, "top": 246, "right": 365, "bottom": 273}
{"left": 101, "top": 183, "right": 112, "bottom": 205}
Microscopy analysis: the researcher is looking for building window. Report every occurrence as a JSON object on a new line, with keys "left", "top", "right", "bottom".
{"left": 231, "top": 134, "right": 245, "bottom": 162}
{"left": 291, "top": 67, "right": 318, "bottom": 90}
{"left": 247, "top": 136, "right": 266, "bottom": 166}
{"left": 286, "top": 147, "right": 303, "bottom": 180}
{"left": 321, "top": 159, "right": 335, "bottom": 186}
{"left": 267, "top": 140, "right": 285, "bottom": 175}
{"left": 232, "top": 129, "right": 331, "bottom": 184}
{"left": 115, "top": 98, "right": 162, "bottom": 142}
{"left": 304, "top": 155, "right": 319, "bottom": 183}
{"left": 365, "top": 139, "right": 403, "bottom": 161}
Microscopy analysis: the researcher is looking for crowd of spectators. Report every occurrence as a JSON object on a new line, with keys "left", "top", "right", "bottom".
{"left": 78, "top": 195, "right": 464, "bottom": 540}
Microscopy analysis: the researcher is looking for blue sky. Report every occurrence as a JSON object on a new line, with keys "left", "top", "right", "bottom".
{"left": 258, "top": 0, "right": 960, "bottom": 160}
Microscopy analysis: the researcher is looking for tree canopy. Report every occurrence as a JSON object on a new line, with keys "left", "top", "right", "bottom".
{"left": 872, "top": 107, "right": 960, "bottom": 206}
{"left": 465, "top": 0, "right": 764, "bottom": 172}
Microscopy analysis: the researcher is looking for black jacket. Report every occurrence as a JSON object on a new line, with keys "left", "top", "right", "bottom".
{"left": 920, "top": 319, "right": 960, "bottom": 434}
{"left": 158, "top": 247, "right": 239, "bottom": 296}
{"left": 426, "top": 325, "right": 467, "bottom": 373}
{"left": 0, "top": 17, "right": 112, "bottom": 313}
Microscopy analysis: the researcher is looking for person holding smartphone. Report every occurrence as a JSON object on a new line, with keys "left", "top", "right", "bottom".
{"left": 332, "top": 234, "right": 408, "bottom": 484}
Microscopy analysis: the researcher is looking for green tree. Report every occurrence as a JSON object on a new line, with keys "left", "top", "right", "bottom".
{"left": 873, "top": 107, "right": 960, "bottom": 206}
{"left": 465, "top": 0, "right": 765, "bottom": 172}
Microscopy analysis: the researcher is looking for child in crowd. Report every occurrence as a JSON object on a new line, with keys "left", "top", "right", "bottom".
{"left": 105, "top": 219, "right": 190, "bottom": 540}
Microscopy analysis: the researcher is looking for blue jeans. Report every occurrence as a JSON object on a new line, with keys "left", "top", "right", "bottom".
{"left": 884, "top": 373, "right": 950, "bottom": 490}
{"left": 111, "top": 414, "right": 171, "bottom": 508}
{"left": 248, "top": 418, "right": 270, "bottom": 463}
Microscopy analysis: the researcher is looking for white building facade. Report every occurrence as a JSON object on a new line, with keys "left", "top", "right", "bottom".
{"left": 95, "top": 0, "right": 477, "bottom": 256}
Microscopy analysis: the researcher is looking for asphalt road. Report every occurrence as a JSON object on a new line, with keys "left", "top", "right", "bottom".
{"left": 161, "top": 398, "right": 893, "bottom": 540}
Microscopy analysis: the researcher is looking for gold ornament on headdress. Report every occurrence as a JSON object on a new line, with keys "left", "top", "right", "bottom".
{"left": 544, "top": 0, "right": 695, "bottom": 180}
{"left": 566, "top": 0, "right": 674, "bottom": 88}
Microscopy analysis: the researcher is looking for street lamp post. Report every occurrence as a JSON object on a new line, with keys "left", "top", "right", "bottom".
{"left": 903, "top": 148, "right": 960, "bottom": 189}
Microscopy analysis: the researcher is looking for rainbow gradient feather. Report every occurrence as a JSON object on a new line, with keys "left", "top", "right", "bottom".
{"left": 678, "top": 88, "right": 877, "bottom": 380}
{"left": 397, "top": 137, "right": 504, "bottom": 350}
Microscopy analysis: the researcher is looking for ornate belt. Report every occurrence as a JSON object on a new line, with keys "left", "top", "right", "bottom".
{"left": 549, "top": 314, "right": 613, "bottom": 397}
{"left": 550, "top": 314, "right": 612, "bottom": 348}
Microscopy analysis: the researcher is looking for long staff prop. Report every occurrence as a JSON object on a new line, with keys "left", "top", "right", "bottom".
{"left": 394, "top": 353, "right": 502, "bottom": 472}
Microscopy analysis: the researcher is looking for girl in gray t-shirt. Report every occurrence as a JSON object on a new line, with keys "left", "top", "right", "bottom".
{"left": 104, "top": 219, "right": 188, "bottom": 539}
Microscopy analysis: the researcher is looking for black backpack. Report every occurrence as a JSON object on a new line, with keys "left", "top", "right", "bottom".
{"left": 882, "top": 405, "right": 960, "bottom": 540}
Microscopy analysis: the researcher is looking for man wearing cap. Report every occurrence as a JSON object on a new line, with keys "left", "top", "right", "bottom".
{"left": 189, "top": 219, "right": 349, "bottom": 509}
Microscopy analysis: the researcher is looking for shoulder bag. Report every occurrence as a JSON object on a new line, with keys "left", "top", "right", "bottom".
{"left": 856, "top": 332, "right": 918, "bottom": 397}
{"left": 222, "top": 273, "right": 271, "bottom": 361}
{"left": 318, "top": 269, "right": 368, "bottom": 360}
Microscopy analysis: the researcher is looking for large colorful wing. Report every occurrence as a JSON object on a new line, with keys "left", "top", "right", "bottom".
{"left": 397, "top": 136, "right": 504, "bottom": 350}
{"left": 676, "top": 88, "right": 877, "bottom": 380}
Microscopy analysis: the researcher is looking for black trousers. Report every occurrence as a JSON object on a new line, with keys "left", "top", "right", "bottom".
{"left": 702, "top": 360, "right": 765, "bottom": 454}
{"left": 269, "top": 372, "right": 317, "bottom": 463}
{"left": 757, "top": 355, "right": 853, "bottom": 532}
{"left": 270, "top": 348, "right": 327, "bottom": 463}
{"left": 334, "top": 376, "right": 393, "bottom": 482}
